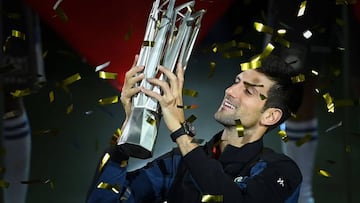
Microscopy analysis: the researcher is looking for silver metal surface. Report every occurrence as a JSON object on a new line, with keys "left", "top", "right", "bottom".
{"left": 117, "top": 0, "right": 205, "bottom": 159}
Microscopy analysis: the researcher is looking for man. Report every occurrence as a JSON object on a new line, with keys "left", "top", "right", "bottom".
{"left": 87, "top": 54, "right": 303, "bottom": 203}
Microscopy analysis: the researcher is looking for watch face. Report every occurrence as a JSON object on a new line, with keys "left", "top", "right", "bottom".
{"left": 185, "top": 122, "right": 196, "bottom": 136}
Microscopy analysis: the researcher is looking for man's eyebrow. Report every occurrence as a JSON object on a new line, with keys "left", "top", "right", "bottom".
{"left": 243, "top": 81, "right": 264, "bottom": 88}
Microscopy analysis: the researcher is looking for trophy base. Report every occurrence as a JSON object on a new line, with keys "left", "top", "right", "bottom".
{"left": 117, "top": 107, "right": 161, "bottom": 159}
{"left": 118, "top": 143, "right": 152, "bottom": 159}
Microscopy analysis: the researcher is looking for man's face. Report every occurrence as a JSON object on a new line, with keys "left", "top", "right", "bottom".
{"left": 214, "top": 69, "right": 275, "bottom": 129}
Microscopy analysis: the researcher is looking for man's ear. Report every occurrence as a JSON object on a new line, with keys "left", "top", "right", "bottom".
{"left": 261, "top": 108, "right": 282, "bottom": 126}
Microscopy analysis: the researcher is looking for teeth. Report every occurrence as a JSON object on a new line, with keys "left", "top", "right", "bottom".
{"left": 224, "top": 101, "right": 235, "bottom": 109}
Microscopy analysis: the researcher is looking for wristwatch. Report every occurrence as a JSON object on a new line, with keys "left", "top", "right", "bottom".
{"left": 170, "top": 121, "right": 196, "bottom": 142}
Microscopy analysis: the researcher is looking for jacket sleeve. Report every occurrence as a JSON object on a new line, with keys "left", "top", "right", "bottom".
{"left": 86, "top": 147, "right": 182, "bottom": 203}
{"left": 183, "top": 147, "right": 302, "bottom": 203}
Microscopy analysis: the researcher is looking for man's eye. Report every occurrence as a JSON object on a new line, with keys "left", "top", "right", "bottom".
{"left": 245, "top": 88, "right": 253, "bottom": 95}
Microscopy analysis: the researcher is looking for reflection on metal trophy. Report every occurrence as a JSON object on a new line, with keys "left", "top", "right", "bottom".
{"left": 117, "top": 0, "right": 205, "bottom": 159}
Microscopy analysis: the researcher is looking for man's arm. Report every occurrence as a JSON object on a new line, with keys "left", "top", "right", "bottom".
{"left": 86, "top": 147, "right": 182, "bottom": 203}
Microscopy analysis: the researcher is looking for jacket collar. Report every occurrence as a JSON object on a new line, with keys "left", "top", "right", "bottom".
{"left": 205, "top": 131, "right": 264, "bottom": 176}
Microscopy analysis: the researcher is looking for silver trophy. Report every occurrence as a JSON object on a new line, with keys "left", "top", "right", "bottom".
{"left": 117, "top": 0, "right": 205, "bottom": 159}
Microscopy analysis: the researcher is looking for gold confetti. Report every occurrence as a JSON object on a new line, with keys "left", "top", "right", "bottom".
{"left": 223, "top": 50, "right": 243, "bottom": 59}
{"left": 183, "top": 89, "right": 198, "bottom": 97}
{"left": 98, "top": 96, "right": 119, "bottom": 105}
{"left": 62, "top": 73, "right": 81, "bottom": 87}
{"left": 235, "top": 119, "right": 244, "bottom": 137}
{"left": 322, "top": 92, "right": 335, "bottom": 113}
{"left": 120, "top": 160, "right": 128, "bottom": 168}
{"left": 97, "top": 182, "right": 120, "bottom": 194}
{"left": 186, "top": 114, "right": 197, "bottom": 123}
{"left": 201, "top": 194, "right": 223, "bottom": 202}
{"left": 295, "top": 134, "right": 312, "bottom": 147}
{"left": 240, "top": 60, "right": 261, "bottom": 71}
{"left": 99, "top": 71, "right": 118, "bottom": 80}
{"left": 53, "top": 0, "right": 68, "bottom": 22}
{"left": 318, "top": 169, "right": 331, "bottom": 177}
{"left": 211, "top": 44, "right": 218, "bottom": 53}
{"left": 291, "top": 74, "right": 305, "bottom": 83}
{"left": 143, "top": 41, "right": 155, "bottom": 47}
{"left": 254, "top": 22, "right": 273, "bottom": 34}
{"left": 10, "top": 89, "right": 32, "bottom": 97}
{"left": 146, "top": 116, "right": 156, "bottom": 125}
{"left": 66, "top": 104, "right": 73, "bottom": 114}
{"left": 54, "top": 7, "right": 68, "bottom": 22}
{"left": 99, "top": 153, "right": 110, "bottom": 173}
{"left": 11, "top": 30, "right": 26, "bottom": 40}
{"left": 191, "top": 138, "right": 205, "bottom": 144}
{"left": 0, "top": 180, "right": 9, "bottom": 188}
{"left": 49, "top": 91, "right": 55, "bottom": 103}
{"left": 237, "top": 42, "right": 254, "bottom": 50}
{"left": 274, "top": 36, "right": 290, "bottom": 48}
{"left": 209, "top": 61, "right": 216, "bottom": 78}
{"left": 335, "top": 98, "right": 360, "bottom": 107}
{"left": 297, "top": 1, "right": 307, "bottom": 17}
{"left": 278, "top": 130, "right": 289, "bottom": 142}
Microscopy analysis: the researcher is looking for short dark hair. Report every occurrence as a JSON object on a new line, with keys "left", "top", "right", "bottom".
{"left": 255, "top": 54, "right": 304, "bottom": 129}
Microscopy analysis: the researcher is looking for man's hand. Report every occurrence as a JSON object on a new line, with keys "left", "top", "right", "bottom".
{"left": 141, "top": 63, "right": 185, "bottom": 132}
{"left": 120, "top": 55, "right": 144, "bottom": 120}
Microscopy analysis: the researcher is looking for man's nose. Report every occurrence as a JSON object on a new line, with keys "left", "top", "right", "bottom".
{"left": 225, "top": 83, "right": 241, "bottom": 98}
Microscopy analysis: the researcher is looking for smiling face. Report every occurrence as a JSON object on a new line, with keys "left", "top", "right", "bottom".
{"left": 214, "top": 69, "right": 276, "bottom": 130}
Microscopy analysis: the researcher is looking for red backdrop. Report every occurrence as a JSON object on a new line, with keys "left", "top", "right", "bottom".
{"left": 25, "top": 0, "right": 234, "bottom": 91}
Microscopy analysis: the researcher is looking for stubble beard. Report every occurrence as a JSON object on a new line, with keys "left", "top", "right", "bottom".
{"left": 214, "top": 109, "right": 238, "bottom": 127}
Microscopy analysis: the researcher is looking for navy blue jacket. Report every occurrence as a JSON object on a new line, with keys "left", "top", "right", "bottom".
{"left": 87, "top": 131, "right": 302, "bottom": 202}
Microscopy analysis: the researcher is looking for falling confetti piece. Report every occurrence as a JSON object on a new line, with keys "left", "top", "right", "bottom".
{"left": 318, "top": 169, "right": 331, "bottom": 177}
{"left": 186, "top": 115, "right": 197, "bottom": 123}
{"left": 323, "top": 92, "right": 335, "bottom": 113}
{"left": 99, "top": 153, "right": 110, "bottom": 172}
{"left": 291, "top": 74, "right": 306, "bottom": 83}
{"left": 49, "top": 91, "right": 55, "bottom": 103}
{"left": 98, "top": 96, "right": 119, "bottom": 105}
{"left": 10, "top": 89, "right": 32, "bottom": 97}
{"left": 201, "top": 194, "right": 223, "bottom": 202}
{"left": 295, "top": 134, "right": 312, "bottom": 147}
{"left": 95, "top": 61, "right": 111, "bottom": 72}
{"left": 278, "top": 130, "right": 289, "bottom": 142}
{"left": 325, "top": 121, "right": 342, "bottom": 133}
{"left": 183, "top": 89, "right": 198, "bottom": 97}
{"left": 235, "top": 119, "right": 244, "bottom": 137}
{"left": 99, "top": 71, "right": 118, "bottom": 80}
{"left": 97, "top": 182, "right": 120, "bottom": 194}
{"left": 297, "top": 1, "right": 307, "bottom": 17}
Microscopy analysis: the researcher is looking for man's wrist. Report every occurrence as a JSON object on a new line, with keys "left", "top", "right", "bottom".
{"left": 170, "top": 121, "right": 195, "bottom": 142}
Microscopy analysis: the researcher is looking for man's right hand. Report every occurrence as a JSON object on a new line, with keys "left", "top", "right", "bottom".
{"left": 120, "top": 55, "right": 145, "bottom": 119}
